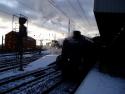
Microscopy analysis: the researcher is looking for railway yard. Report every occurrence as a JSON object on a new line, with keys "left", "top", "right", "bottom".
{"left": 0, "top": 50, "right": 81, "bottom": 94}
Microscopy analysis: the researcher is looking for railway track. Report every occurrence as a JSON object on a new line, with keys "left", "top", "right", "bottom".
{"left": 0, "top": 51, "right": 37, "bottom": 58}
{"left": 11, "top": 74, "right": 80, "bottom": 94}
{"left": 0, "top": 62, "right": 81, "bottom": 94}
{"left": 0, "top": 52, "right": 41, "bottom": 64}
{"left": 11, "top": 71, "right": 62, "bottom": 94}
{"left": 0, "top": 53, "right": 43, "bottom": 72}
{"left": 47, "top": 80, "right": 80, "bottom": 94}
{"left": 0, "top": 52, "right": 82, "bottom": 94}
{"left": 0, "top": 63, "right": 59, "bottom": 94}
{"left": 0, "top": 51, "right": 40, "bottom": 63}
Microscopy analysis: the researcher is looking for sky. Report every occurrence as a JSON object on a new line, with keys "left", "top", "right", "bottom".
{"left": 0, "top": 0, "right": 99, "bottom": 45}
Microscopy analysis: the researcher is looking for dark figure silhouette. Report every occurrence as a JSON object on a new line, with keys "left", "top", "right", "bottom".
{"left": 57, "top": 31, "right": 94, "bottom": 80}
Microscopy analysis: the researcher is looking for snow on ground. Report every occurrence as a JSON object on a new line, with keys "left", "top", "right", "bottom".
{"left": 0, "top": 53, "right": 16, "bottom": 57}
{"left": 42, "top": 48, "right": 61, "bottom": 55}
{"left": 0, "top": 54, "right": 33, "bottom": 61}
{"left": 0, "top": 54, "right": 58, "bottom": 80}
{"left": 24, "top": 54, "right": 58, "bottom": 71}
{"left": 23, "top": 54, "right": 33, "bottom": 58}
{"left": 75, "top": 68, "right": 125, "bottom": 94}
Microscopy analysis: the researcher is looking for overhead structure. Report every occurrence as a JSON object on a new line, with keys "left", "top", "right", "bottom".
{"left": 94, "top": 0, "right": 125, "bottom": 44}
{"left": 94, "top": 0, "right": 125, "bottom": 76}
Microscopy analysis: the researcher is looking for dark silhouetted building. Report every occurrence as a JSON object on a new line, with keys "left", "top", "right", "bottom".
{"left": 5, "top": 31, "right": 36, "bottom": 51}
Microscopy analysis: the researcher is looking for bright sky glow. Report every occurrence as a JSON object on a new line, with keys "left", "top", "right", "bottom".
{"left": 28, "top": 24, "right": 66, "bottom": 45}
{"left": 0, "top": 18, "right": 66, "bottom": 45}
{"left": 0, "top": 15, "right": 66, "bottom": 45}
{"left": 0, "top": 0, "right": 99, "bottom": 45}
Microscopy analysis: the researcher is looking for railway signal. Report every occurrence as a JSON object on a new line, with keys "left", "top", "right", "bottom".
{"left": 12, "top": 14, "right": 28, "bottom": 71}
